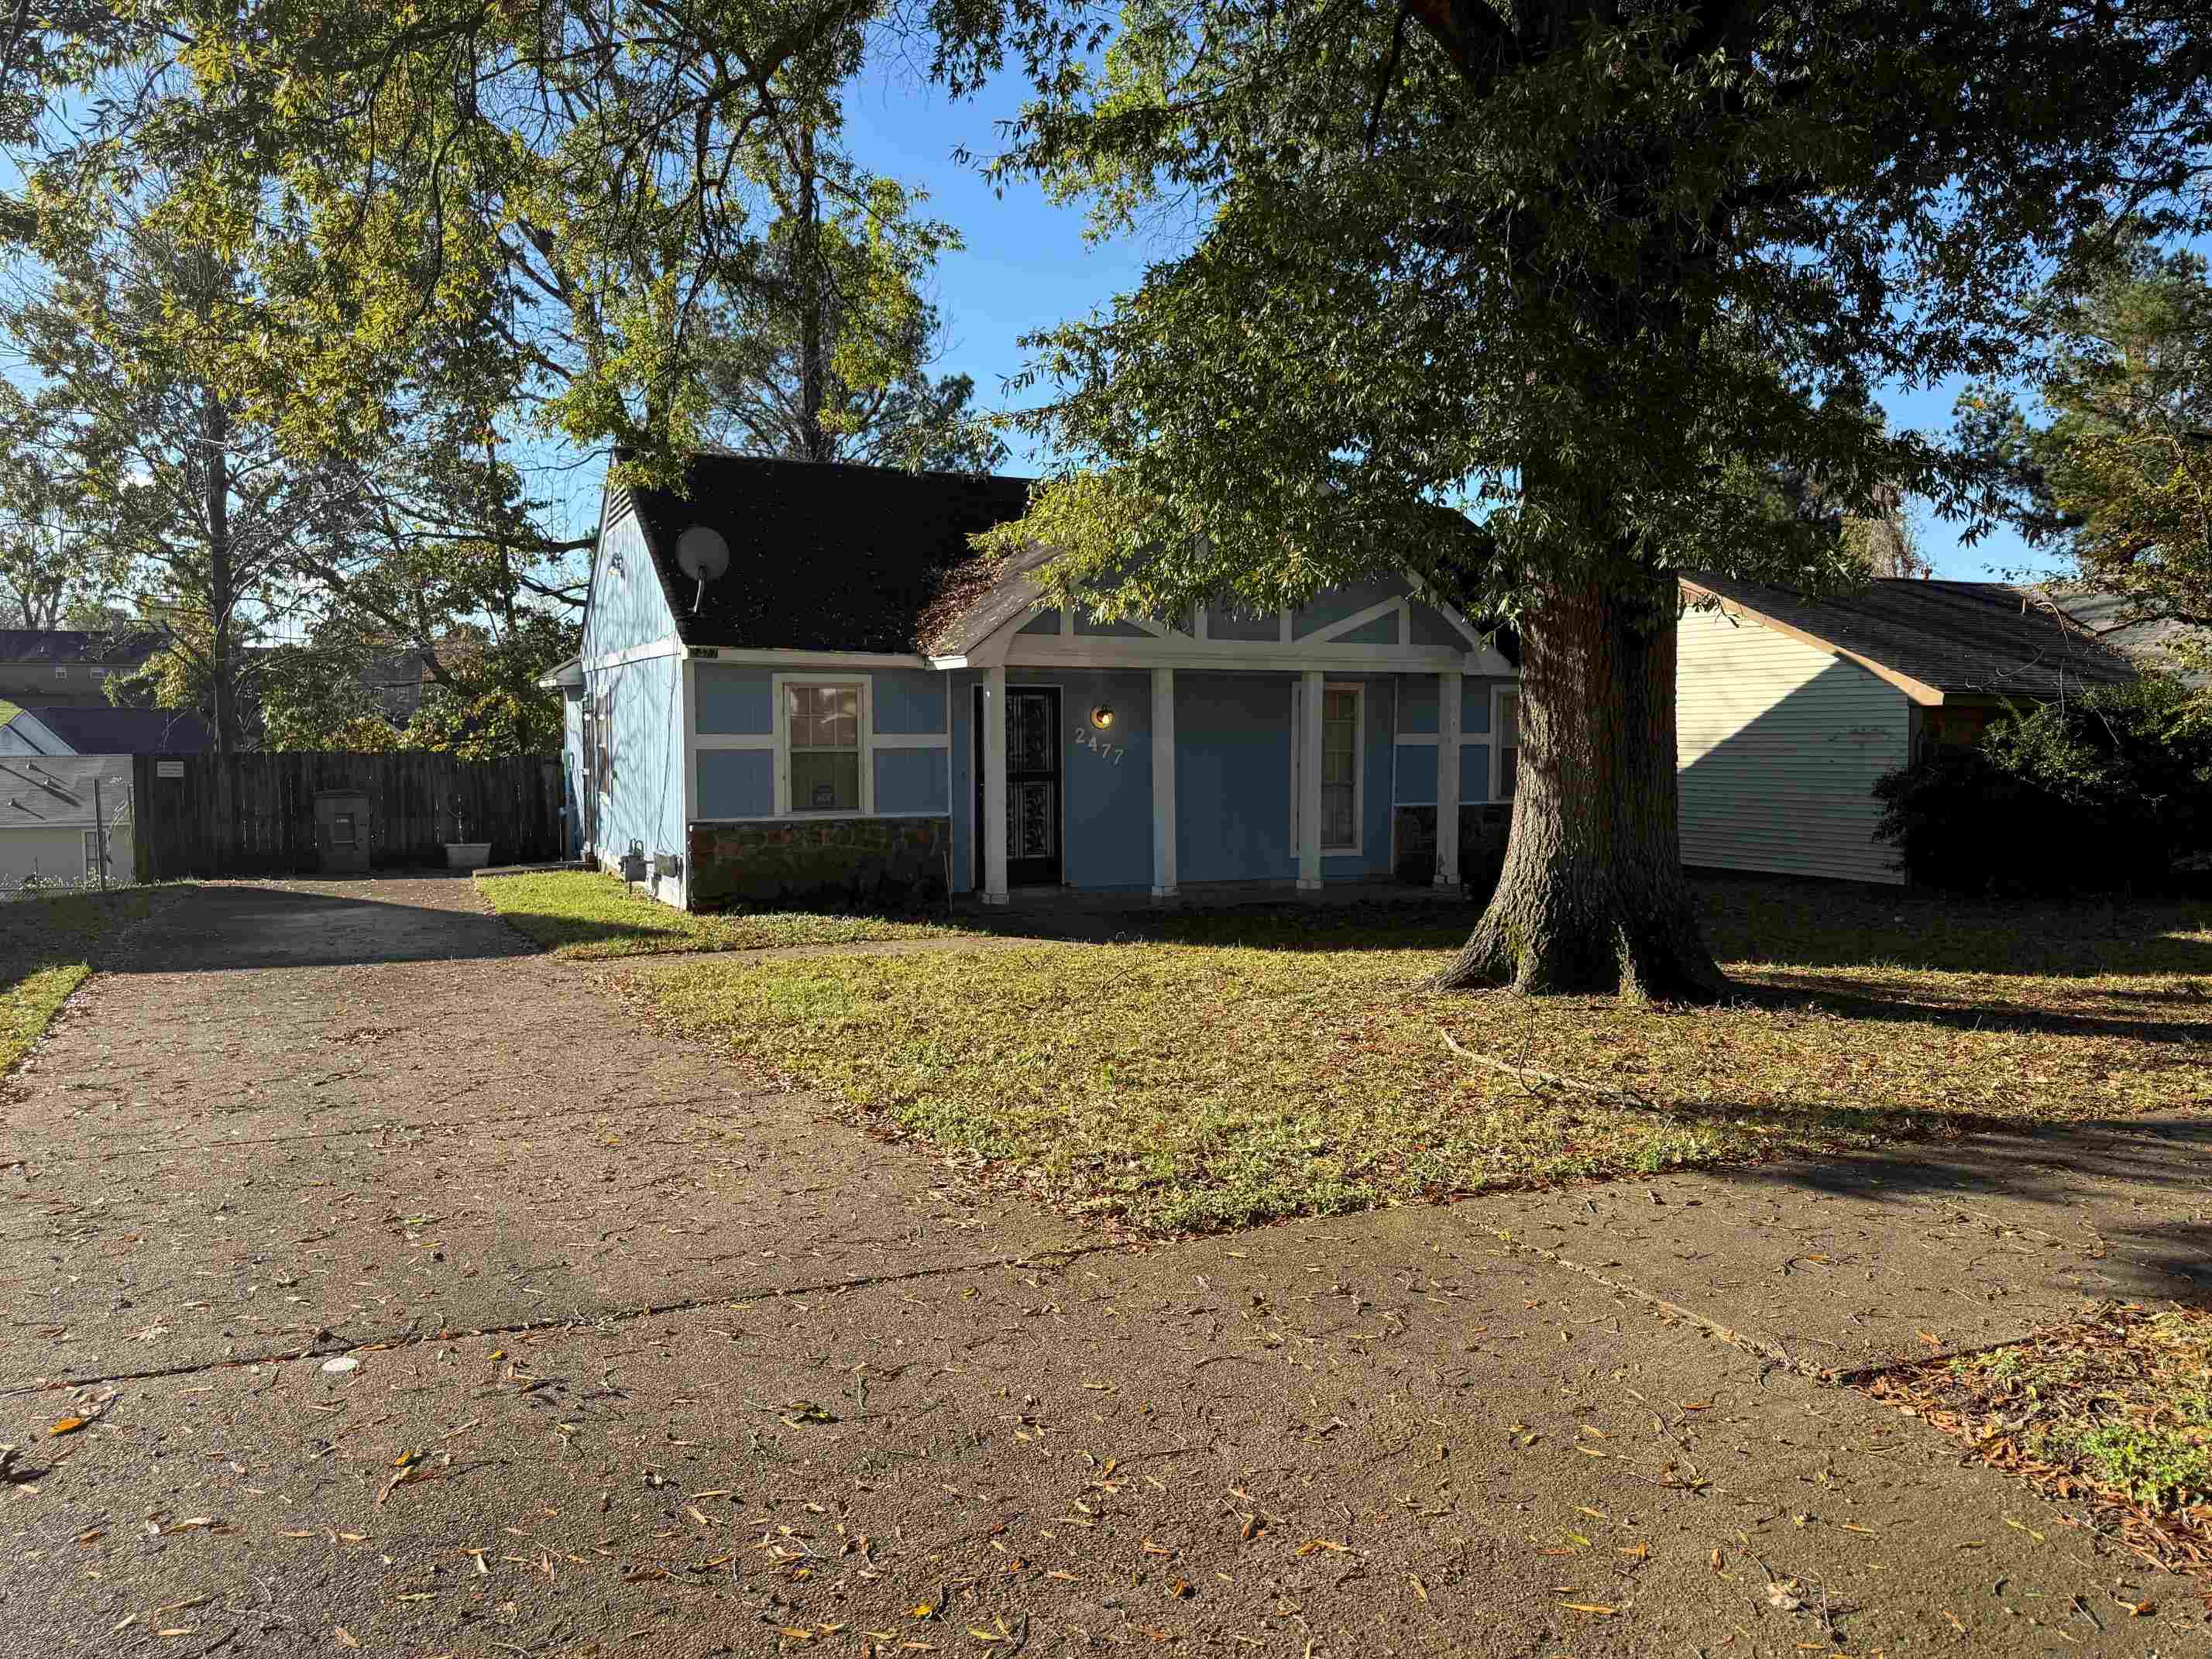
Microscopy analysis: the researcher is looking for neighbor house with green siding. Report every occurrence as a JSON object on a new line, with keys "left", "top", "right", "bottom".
{"left": 1675, "top": 575, "right": 2138, "bottom": 886}
{"left": 550, "top": 452, "right": 1518, "bottom": 912}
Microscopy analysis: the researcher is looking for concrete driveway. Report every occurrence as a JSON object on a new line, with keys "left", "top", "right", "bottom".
{"left": 2, "top": 877, "right": 2206, "bottom": 1657}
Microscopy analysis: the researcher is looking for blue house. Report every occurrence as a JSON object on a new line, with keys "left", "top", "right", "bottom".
{"left": 548, "top": 452, "right": 1520, "bottom": 911}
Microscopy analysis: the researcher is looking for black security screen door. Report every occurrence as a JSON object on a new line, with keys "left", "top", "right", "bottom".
{"left": 974, "top": 685, "right": 1063, "bottom": 888}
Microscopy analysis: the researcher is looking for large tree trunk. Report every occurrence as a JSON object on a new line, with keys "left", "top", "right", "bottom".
{"left": 1434, "top": 568, "right": 1726, "bottom": 1003}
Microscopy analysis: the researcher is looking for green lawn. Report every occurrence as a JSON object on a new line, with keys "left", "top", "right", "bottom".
{"left": 477, "top": 869, "right": 976, "bottom": 959}
{"left": 1, "top": 887, "right": 161, "bottom": 1073}
{"left": 632, "top": 878, "right": 2212, "bottom": 1235}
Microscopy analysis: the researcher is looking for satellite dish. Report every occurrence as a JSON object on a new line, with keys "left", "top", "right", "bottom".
{"left": 675, "top": 526, "right": 731, "bottom": 613}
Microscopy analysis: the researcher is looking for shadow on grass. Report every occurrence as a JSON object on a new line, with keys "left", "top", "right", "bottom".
{"left": 1701, "top": 872, "right": 2212, "bottom": 982}
{"left": 493, "top": 909, "right": 712, "bottom": 953}
{"left": 1724, "top": 974, "right": 2212, "bottom": 1046}
{"left": 949, "top": 901, "right": 1479, "bottom": 953}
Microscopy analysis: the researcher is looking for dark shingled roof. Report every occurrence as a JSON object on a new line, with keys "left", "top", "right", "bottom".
{"left": 2030, "top": 584, "right": 2212, "bottom": 686}
{"left": 1681, "top": 575, "right": 2140, "bottom": 700}
{"left": 917, "top": 544, "right": 1061, "bottom": 658}
{"left": 619, "top": 452, "right": 1034, "bottom": 654}
{"left": 0, "top": 630, "right": 164, "bottom": 665}
{"left": 10, "top": 706, "right": 214, "bottom": 754}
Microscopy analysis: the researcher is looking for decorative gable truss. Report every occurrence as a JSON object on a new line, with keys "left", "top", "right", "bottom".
{"left": 932, "top": 582, "right": 1513, "bottom": 677}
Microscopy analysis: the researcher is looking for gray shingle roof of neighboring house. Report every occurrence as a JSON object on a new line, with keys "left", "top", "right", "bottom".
{"left": 1678, "top": 574, "right": 2140, "bottom": 703}
{"left": 2, "top": 706, "right": 215, "bottom": 754}
{"left": 0, "top": 753, "right": 133, "bottom": 830}
{"left": 2028, "top": 584, "right": 2212, "bottom": 685}
{"left": 615, "top": 451, "right": 1036, "bottom": 654}
{"left": 0, "top": 630, "right": 164, "bottom": 665}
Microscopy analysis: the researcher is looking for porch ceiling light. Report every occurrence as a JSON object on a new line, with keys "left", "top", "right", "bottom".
{"left": 1090, "top": 705, "right": 1115, "bottom": 730}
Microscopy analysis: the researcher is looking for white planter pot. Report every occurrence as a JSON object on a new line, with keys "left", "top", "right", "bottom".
{"left": 445, "top": 842, "right": 492, "bottom": 871}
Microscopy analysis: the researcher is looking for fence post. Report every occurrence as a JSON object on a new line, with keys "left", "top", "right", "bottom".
{"left": 91, "top": 776, "right": 106, "bottom": 891}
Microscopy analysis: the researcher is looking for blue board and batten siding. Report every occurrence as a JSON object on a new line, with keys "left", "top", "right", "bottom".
{"left": 693, "top": 663, "right": 951, "bottom": 821}
{"left": 871, "top": 668, "right": 953, "bottom": 815}
{"left": 579, "top": 496, "right": 1513, "bottom": 908}
{"left": 1391, "top": 675, "right": 1513, "bottom": 807}
{"left": 949, "top": 669, "right": 1156, "bottom": 893}
{"left": 939, "top": 668, "right": 1508, "bottom": 895}
{"left": 578, "top": 510, "right": 689, "bottom": 901}
{"left": 693, "top": 665, "right": 774, "bottom": 819}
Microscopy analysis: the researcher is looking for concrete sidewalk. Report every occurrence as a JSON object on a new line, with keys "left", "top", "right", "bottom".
{"left": 1, "top": 878, "right": 2203, "bottom": 1656}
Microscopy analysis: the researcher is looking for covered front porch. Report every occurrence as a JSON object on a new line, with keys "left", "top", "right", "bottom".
{"left": 933, "top": 584, "right": 1518, "bottom": 905}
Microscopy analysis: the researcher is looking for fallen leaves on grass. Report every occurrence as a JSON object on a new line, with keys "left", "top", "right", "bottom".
{"left": 1857, "top": 1302, "right": 2212, "bottom": 1575}
{"left": 632, "top": 881, "right": 2212, "bottom": 1235}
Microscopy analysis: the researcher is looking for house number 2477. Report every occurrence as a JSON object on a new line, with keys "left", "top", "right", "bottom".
{"left": 1071, "top": 730, "right": 1126, "bottom": 766}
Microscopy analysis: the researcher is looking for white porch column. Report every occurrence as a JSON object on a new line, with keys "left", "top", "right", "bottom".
{"left": 1434, "top": 668, "right": 1462, "bottom": 891}
{"left": 982, "top": 665, "right": 1009, "bottom": 905}
{"left": 1297, "top": 669, "right": 1324, "bottom": 891}
{"left": 1150, "top": 667, "right": 1178, "bottom": 898}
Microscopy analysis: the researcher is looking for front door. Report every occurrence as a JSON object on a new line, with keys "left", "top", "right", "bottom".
{"left": 974, "top": 685, "right": 1063, "bottom": 888}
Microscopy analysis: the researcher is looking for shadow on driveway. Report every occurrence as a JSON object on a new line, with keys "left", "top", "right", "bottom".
{"left": 112, "top": 878, "right": 535, "bottom": 972}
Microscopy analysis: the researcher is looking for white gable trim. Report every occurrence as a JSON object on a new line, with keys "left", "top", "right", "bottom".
{"left": 580, "top": 637, "right": 685, "bottom": 673}
{"left": 994, "top": 635, "right": 1475, "bottom": 672}
{"left": 1298, "top": 596, "right": 1402, "bottom": 644}
{"left": 685, "top": 647, "right": 930, "bottom": 670}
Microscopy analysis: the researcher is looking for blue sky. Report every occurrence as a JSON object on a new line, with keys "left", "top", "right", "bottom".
{"left": 0, "top": 61, "right": 2052, "bottom": 585}
{"left": 838, "top": 58, "right": 2042, "bottom": 582}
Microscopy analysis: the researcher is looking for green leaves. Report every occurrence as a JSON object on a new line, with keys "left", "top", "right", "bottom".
{"left": 1956, "top": 242, "right": 2212, "bottom": 648}
{"left": 939, "top": 0, "right": 2206, "bottom": 620}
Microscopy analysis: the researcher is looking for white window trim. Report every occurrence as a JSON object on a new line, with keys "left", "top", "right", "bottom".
{"left": 772, "top": 672, "right": 873, "bottom": 817}
{"left": 1320, "top": 679, "right": 1365, "bottom": 856}
{"left": 1492, "top": 684, "right": 1520, "bottom": 804}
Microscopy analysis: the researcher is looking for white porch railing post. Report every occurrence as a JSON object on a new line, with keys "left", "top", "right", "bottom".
{"left": 1151, "top": 667, "right": 1178, "bottom": 898}
{"left": 983, "top": 665, "right": 1009, "bottom": 904}
{"left": 1298, "top": 669, "right": 1324, "bottom": 891}
{"left": 1435, "top": 668, "right": 1462, "bottom": 891}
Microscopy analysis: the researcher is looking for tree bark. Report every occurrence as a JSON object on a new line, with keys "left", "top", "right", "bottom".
{"left": 795, "top": 122, "right": 829, "bottom": 464}
{"left": 1434, "top": 568, "right": 1727, "bottom": 1003}
{"left": 203, "top": 383, "right": 236, "bottom": 757}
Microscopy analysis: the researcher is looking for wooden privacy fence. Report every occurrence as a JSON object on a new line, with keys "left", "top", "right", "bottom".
{"left": 132, "top": 752, "right": 565, "bottom": 879}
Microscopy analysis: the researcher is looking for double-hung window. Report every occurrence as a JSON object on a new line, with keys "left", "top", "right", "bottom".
{"left": 785, "top": 682, "right": 863, "bottom": 813}
{"left": 1320, "top": 684, "right": 1362, "bottom": 852}
{"left": 1494, "top": 688, "right": 1520, "bottom": 800}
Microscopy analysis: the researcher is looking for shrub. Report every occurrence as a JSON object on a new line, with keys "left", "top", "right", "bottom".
{"left": 1873, "top": 675, "right": 2212, "bottom": 895}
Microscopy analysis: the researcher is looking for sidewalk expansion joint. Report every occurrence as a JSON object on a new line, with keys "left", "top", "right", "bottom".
{"left": 1470, "top": 1226, "right": 1832, "bottom": 1382}
{"left": 0, "top": 1240, "right": 1112, "bottom": 1396}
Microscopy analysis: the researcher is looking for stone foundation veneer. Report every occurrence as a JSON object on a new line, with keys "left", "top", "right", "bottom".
{"left": 687, "top": 816, "right": 951, "bottom": 913}
{"left": 1393, "top": 803, "right": 1510, "bottom": 890}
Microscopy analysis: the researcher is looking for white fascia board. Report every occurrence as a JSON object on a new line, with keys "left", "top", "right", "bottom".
{"left": 579, "top": 636, "right": 685, "bottom": 672}
{"left": 683, "top": 647, "right": 933, "bottom": 670}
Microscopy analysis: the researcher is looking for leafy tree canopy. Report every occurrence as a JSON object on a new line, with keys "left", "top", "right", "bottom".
{"left": 1957, "top": 241, "right": 2212, "bottom": 655}
{"left": 932, "top": 0, "right": 2207, "bottom": 623}
{"left": 5, "top": 0, "right": 991, "bottom": 492}
{"left": 922, "top": 0, "right": 2206, "bottom": 1000}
